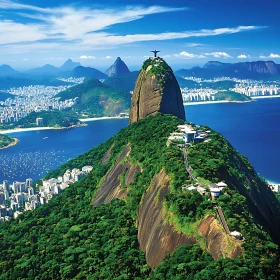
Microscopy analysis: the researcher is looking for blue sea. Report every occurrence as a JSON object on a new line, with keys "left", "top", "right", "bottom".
{"left": 0, "top": 98, "right": 279, "bottom": 183}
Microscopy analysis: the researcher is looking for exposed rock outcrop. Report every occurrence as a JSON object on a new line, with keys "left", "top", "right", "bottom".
{"left": 129, "top": 58, "right": 185, "bottom": 124}
{"left": 138, "top": 170, "right": 196, "bottom": 268}
{"left": 93, "top": 145, "right": 141, "bottom": 206}
{"left": 101, "top": 144, "right": 114, "bottom": 165}
{"left": 105, "top": 57, "right": 130, "bottom": 77}
{"left": 198, "top": 215, "right": 243, "bottom": 259}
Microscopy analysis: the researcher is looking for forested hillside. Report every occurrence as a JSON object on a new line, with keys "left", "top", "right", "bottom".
{"left": 0, "top": 115, "right": 279, "bottom": 279}
{"left": 56, "top": 78, "right": 131, "bottom": 117}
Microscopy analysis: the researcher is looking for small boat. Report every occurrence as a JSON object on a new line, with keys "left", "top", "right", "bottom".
{"left": 42, "top": 137, "right": 48, "bottom": 140}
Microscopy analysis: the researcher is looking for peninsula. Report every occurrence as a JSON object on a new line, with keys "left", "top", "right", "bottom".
{"left": 0, "top": 134, "right": 19, "bottom": 149}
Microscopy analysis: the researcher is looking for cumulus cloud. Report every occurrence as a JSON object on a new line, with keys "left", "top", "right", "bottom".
{"left": 175, "top": 51, "right": 205, "bottom": 58}
{"left": 237, "top": 54, "right": 249, "bottom": 59}
{"left": 260, "top": 53, "right": 280, "bottom": 59}
{"left": 203, "top": 52, "right": 232, "bottom": 58}
{"left": 80, "top": 55, "right": 96, "bottom": 59}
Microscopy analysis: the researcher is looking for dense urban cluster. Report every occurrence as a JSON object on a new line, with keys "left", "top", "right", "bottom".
{"left": 0, "top": 165, "right": 93, "bottom": 222}
{"left": 180, "top": 76, "right": 280, "bottom": 102}
{"left": 181, "top": 88, "right": 217, "bottom": 102}
{"left": 182, "top": 76, "right": 247, "bottom": 83}
{"left": 0, "top": 77, "right": 84, "bottom": 124}
{"left": 56, "top": 77, "right": 85, "bottom": 84}
{"left": 231, "top": 83, "right": 280, "bottom": 97}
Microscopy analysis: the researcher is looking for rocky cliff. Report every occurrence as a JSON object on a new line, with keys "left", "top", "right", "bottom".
{"left": 105, "top": 57, "right": 130, "bottom": 77}
{"left": 129, "top": 58, "right": 185, "bottom": 124}
{"left": 138, "top": 170, "right": 196, "bottom": 268}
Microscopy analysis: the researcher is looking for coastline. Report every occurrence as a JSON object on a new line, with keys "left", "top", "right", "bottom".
{"left": 79, "top": 116, "right": 129, "bottom": 122}
{"left": 266, "top": 179, "right": 280, "bottom": 185}
{"left": 0, "top": 116, "right": 129, "bottom": 134}
{"left": 251, "top": 95, "right": 280, "bottom": 99}
{"left": 0, "top": 127, "right": 55, "bottom": 134}
{"left": 184, "top": 100, "right": 230, "bottom": 106}
{"left": 0, "top": 137, "right": 19, "bottom": 149}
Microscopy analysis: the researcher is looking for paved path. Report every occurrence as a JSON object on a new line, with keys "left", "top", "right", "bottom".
{"left": 183, "top": 147, "right": 196, "bottom": 181}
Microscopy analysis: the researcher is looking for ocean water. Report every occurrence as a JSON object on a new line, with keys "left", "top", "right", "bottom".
{"left": 0, "top": 119, "right": 128, "bottom": 182}
{"left": 186, "top": 98, "right": 280, "bottom": 183}
{"left": 0, "top": 98, "right": 279, "bottom": 183}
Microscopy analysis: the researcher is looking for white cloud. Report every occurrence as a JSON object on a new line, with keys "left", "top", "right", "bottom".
{"left": 260, "top": 53, "right": 280, "bottom": 59}
{"left": 105, "top": 56, "right": 112, "bottom": 59}
{"left": 269, "top": 53, "right": 280, "bottom": 58}
{"left": 175, "top": 51, "right": 205, "bottom": 58}
{"left": 80, "top": 55, "right": 96, "bottom": 59}
{"left": 237, "top": 54, "right": 249, "bottom": 59}
{"left": 203, "top": 52, "right": 232, "bottom": 58}
{"left": 0, "top": 1, "right": 266, "bottom": 55}
{"left": 185, "top": 43, "right": 206, "bottom": 47}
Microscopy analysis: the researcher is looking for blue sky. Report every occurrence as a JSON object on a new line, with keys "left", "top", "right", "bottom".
{"left": 0, "top": 0, "right": 279, "bottom": 70}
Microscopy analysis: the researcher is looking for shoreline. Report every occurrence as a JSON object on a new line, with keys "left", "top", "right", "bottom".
{"left": 0, "top": 137, "right": 20, "bottom": 149}
{"left": 79, "top": 116, "right": 129, "bottom": 122}
{"left": 251, "top": 95, "right": 280, "bottom": 99}
{"left": 184, "top": 100, "right": 230, "bottom": 106}
{"left": 266, "top": 179, "right": 280, "bottom": 185}
{"left": 0, "top": 127, "right": 55, "bottom": 134}
{"left": 0, "top": 116, "right": 129, "bottom": 134}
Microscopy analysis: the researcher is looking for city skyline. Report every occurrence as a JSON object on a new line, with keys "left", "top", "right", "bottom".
{"left": 0, "top": 0, "right": 279, "bottom": 70}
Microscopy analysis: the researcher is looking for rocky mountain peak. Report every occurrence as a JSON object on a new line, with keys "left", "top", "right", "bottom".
{"left": 203, "top": 61, "right": 227, "bottom": 69}
{"left": 60, "top": 58, "right": 81, "bottom": 71}
{"left": 105, "top": 57, "right": 130, "bottom": 77}
{"left": 239, "top": 61, "right": 278, "bottom": 74}
{"left": 129, "top": 57, "right": 185, "bottom": 124}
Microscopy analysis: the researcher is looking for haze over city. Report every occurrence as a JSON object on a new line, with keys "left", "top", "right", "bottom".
{"left": 0, "top": 0, "right": 279, "bottom": 70}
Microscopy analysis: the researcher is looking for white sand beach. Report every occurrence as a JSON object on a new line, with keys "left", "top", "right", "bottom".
{"left": 251, "top": 95, "right": 280, "bottom": 99}
{"left": 0, "top": 127, "right": 54, "bottom": 134}
{"left": 79, "top": 116, "right": 128, "bottom": 122}
{"left": 184, "top": 100, "right": 230, "bottom": 106}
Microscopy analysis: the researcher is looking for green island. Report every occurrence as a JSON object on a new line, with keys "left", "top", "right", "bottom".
{"left": 0, "top": 114, "right": 279, "bottom": 279}
{"left": 0, "top": 134, "right": 18, "bottom": 149}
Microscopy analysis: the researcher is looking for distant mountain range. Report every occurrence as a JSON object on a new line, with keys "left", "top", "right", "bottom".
{"left": 176, "top": 61, "right": 280, "bottom": 79}
{"left": 27, "top": 59, "right": 82, "bottom": 76}
{"left": 70, "top": 66, "right": 107, "bottom": 80}
{"left": 0, "top": 64, "right": 18, "bottom": 76}
{"left": 1, "top": 59, "right": 280, "bottom": 83}
{"left": 105, "top": 57, "right": 130, "bottom": 77}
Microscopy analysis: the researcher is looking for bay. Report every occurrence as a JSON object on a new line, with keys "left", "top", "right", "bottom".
{"left": 0, "top": 98, "right": 279, "bottom": 183}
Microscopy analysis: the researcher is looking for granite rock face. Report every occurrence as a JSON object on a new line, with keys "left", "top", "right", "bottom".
{"left": 129, "top": 58, "right": 185, "bottom": 124}
{"left": 138, "top": 170, "right": 196, "bottom": 268}
{"left": 105, "top": 57, "right": 130, "bottom": 77}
